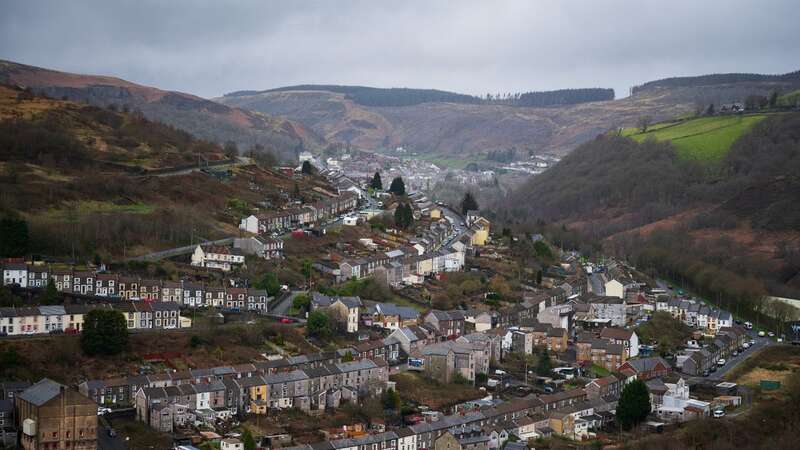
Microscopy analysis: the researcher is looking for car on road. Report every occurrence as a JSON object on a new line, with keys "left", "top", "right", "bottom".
{"left": 718, "top": 358, "right": 726, "bottom": 366}
{"left": 713, "top": 409, "right": 726, "bottom": 418}
{"left": 758, "top": 331, "right": 766, "bottom": 337}
{"left": 702, "top": 369, "right": 710, "bottom": 377}
{"left": 97, "top": 407, "right": 112, "bottom": 415}
{"left": 750, "top": 339, "right": 756, "bottom": 345}
{"left": 743, "top": 342, "right": 750, "bottom": 349}
{"left": 732, "top": 350, "right": 738, "bottom": 356}
{"left": 768, "top": 331, "right": 775, "bottom": 337}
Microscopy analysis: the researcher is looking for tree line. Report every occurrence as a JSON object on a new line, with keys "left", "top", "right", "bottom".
{"left": 631, "top": 70, "right": 800, "bottom": 95}
{"left": 233, "top": 84, "right": 615, "bottom": 108}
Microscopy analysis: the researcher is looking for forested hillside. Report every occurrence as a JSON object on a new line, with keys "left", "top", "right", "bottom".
{"left": 514, "top": 88, "right": 614, "bottom": 106}
{"left": 228, "top": 85, "right": 482, "bottom": 107}
{"left": 631, "top": 70, "right": 800, "bottom": 94}
{"left": 500, "top": 113, "right": 800, "bottom": 313}
{"left": 226, "top": 84, "right": 615, "bottom": 108}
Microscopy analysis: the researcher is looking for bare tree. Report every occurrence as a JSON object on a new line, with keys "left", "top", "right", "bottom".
{"left": 637, "top": 116, "right": 652, "bottom": 133}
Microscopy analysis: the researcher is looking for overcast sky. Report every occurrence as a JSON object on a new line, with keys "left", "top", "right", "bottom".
{"left": 1, "top": 0, "right": 798, "bottom": 99}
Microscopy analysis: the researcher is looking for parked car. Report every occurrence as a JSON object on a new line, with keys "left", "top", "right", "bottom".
{"left": 280, "top": 317, "right": 293, "bottom": 324}
{"left": 107, "top": 428, "right": 117, "bottom": 437}
{"left": 713, "top": 409, "right": 726, "bottom": 418}
{"left": 758, "top": 331, "right": 766, "bottom": 337}
{"left": 97, "top": 407, "right": 112, "bottom": 415}
{"left": 702, "top": 370, "right": 710, "bottom": 377}
{"left": 768, "top": 331, "right": 775, "bottom": 337}
{"left": 718, "top": 358, "right": 726, "bottom": 366}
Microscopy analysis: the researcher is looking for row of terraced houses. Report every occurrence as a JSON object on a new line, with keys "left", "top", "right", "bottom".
{"left": 2, "top": 263, "right": 271, "bottom": 311}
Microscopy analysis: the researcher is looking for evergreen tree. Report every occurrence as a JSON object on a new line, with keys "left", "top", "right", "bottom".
{"left": 535, "top": 348, "right": 552, "bottom": 376}
{"left": 39, "top": 279, "right": 61, "bottom": 305}
{"left": 241, "top": 429, "right": 257, "bottom": 450}
{"left": 388, "top": 176, "right": 406, "bottom": 196}
{"left": 382, "top": 388, "right": 401, "bottom": 411}
{"left": 616, "top": 379, "right": 652, "bottom": 430}
{"left": 0, "top": 215, "right": 29, "bottom": 257}
{"left": 769, "top": 90, "right": 779, "bottom": 108}
{"left": 394, "top": 203, "right": 414, "bottom": 229}
{"left": 461, "top": 191, "right": 479, "bottom": 216}
{"left": 254, "top": 272, "right": 281, "bottom": 296}
{"left": 80, "top": 309, "right": 129, "bottom": 356}
{"left": 307, "top": 310, "right": 331, "bottom": 338}
{"left": 371, "top": 171, "right": 383, "bottom": 190}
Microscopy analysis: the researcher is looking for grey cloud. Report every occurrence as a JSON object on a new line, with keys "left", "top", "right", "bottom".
{"left": 1, "top": 0, "right": 798, "bottom": 98}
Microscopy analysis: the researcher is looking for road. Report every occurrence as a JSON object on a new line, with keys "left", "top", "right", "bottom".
{"left": 98, "top": 423, "right": 128, "bottom": 450}
{"left": 126, "top": 237, "right": 235, "bottom": 262}
{"left": 686, "top": 333, "right": 772, "bottom": 382}
{"left": 270, "top": 290, "right": 301, "bottom": 315}
{"left": 589, "top": 273, "right": 605, "bottom": 295}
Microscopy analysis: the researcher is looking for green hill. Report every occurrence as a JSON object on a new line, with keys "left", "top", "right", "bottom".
{"left": 621, "top": 114, "right": 769, "bottom": 161}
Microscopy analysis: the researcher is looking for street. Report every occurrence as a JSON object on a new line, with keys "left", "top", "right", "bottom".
{"left": 97, "top": 423, "right": 128, "bottom": 450}
{"left": 588, "top": 273, "right": 605, "bottom": 295}
{"left": 686, "top": 333, "right": 772, "bottom": 382}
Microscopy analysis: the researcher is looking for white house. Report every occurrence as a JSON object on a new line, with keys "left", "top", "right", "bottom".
{"left": 238, "top": 215, "right": 260, "bottom": 234}
{"left": 221, "top": 438, "right": 244, "bottom": 450}
{"left": 191, "top": 245, "right": 245, "bottom": 272}
{"left": 605, "top": 279, "right": 624, "bottom": 299}
{"left": 656, "top": 378, "right": 710, "bottom": 422}
{"left": 2, "top": 263, "right": 28, "bottom": 287}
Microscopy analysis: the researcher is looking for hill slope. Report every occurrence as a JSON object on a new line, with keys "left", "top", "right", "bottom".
{"left": 0, "top": 84, "right": 336, "bottom": 260}
{"left": 501, "top": 112, "right": 800, "bottom": 298}
{"left": 620, "top": 114, "right": 771, "bottom": 161}
{"left": 0, "top": 60, "right": 323, "bottom": 160}
{"left": 217, "top": 73, "right": 800, "bottom": 158}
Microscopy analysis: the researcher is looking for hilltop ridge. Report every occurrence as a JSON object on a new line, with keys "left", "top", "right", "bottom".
{"left": 0, "top": 59, "right": 324, "bottom": 160}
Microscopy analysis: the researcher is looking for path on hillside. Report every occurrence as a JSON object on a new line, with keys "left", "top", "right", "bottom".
{"left": 125, "top": 237, "right": 236, "bottom": 262}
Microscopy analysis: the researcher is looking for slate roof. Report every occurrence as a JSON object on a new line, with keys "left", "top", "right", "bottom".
{"left": 17, "top": 378, "right": 64, "bottom": 406}
{"left": 599, "top": 327, "right": 634, "bottom": 340}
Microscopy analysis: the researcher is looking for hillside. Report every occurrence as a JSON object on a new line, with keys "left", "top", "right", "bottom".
{"left": 620, "top": 114, "right": 771, "bottom": 161}
{"left": 0, "top": 60, "right": 324, "bottom": 160}
{"left": 217, "top": 73, "right": 800, "bottom": 158}
{"left": 501, "top": 112, "right": 800, "bottom": 300}
{"left": 0, "top": 84, "right": 336, "bottom": 260}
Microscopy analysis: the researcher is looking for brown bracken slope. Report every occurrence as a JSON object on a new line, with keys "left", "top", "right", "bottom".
{"left": 216, "top": 80, "right": 799, "bottom": 157}
{"left": 0, "top": 60, "right": 324, "bottom": 159}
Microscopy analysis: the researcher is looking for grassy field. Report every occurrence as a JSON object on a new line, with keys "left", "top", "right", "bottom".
{"left": 390, "top": 372, "right": 483, "bottom": 409}
{"left": 42, "top": 200, "right": 155, "bottom": 219}
{"left": 622, "top": 114, "right": 768, "bottom": 162}
{"left": 725, "top": 345, "right": 800, "bottom": 388}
